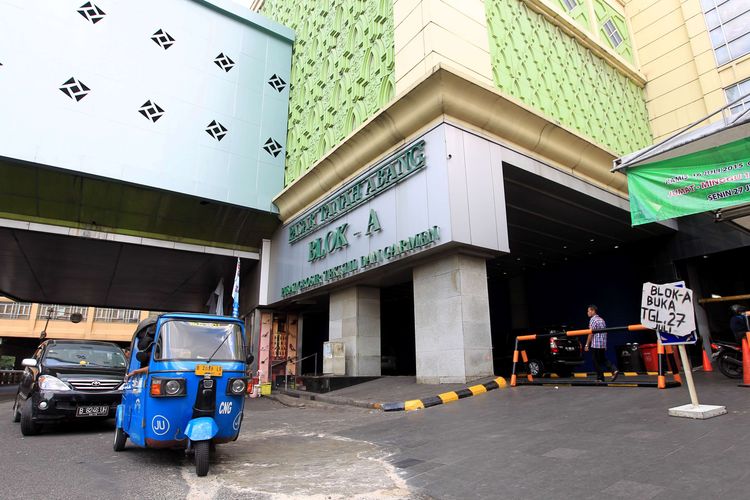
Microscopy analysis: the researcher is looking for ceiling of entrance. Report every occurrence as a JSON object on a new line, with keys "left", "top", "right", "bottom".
{"left": 490, "top": 164, "right": 675, "bottom": 277}
{"left": 0, "top": 226, "right": 253, "bottom": 311}
{"left": 0, "top": 158, "right": 280, "bottom": 251}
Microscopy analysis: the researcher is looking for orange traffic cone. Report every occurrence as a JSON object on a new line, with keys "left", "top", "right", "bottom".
{"left": 702, "top": 347, "right": 713, "bottom": 372}
{"left": 740, "top": 337, "right": 750, "bottom": 388}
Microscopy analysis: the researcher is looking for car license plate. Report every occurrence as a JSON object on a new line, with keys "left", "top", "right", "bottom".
{"left": 195, "top": 364, "right": 223, "bottom": 376}
{"left": 76, "top": 405, "right": 109, "bottom": 417}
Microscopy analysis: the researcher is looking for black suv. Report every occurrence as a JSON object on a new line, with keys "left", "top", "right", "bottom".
{"left": 522, "top": 329, "right": 584, "bottom": 377}
{"left": 12, "top": 340, "right": 127, "bottom": 435}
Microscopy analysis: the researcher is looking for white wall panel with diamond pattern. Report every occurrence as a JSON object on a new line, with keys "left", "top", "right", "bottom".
{"left": 0, "top": 0, "right": 293, "bottom": 212}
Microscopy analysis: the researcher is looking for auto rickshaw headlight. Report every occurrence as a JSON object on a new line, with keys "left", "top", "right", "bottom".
{"left": 165, "top": 379, "right": 182, "bottom": 395}
{"left": 150, "top": 378, "right": 186, "bottom": 397}
{"left": 228, "top": 378, "right": 247, "bottom": 395}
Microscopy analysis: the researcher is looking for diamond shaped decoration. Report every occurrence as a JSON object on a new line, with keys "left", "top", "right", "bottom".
{"left": 206, "top": 120, "right": 228, "bottom": 141}
{"left": 268, "top": 74, "right": 287, "bottom": 93}
{"left": 59, "top": 77, "right": 90, "bottom": 101}
{"left": 77, "top": 2, "right": 106, "bottom": 24}
{"left": 138, "top": 100, "right": 165, "bottom": 122}
{"left": 214, "top": 53, "right": 235, "bottom": 73}
{"left": 151, "top": 29, "right": 175, "bottom": 50}
{"left": 263, "top": 138, "right": 283, "bottom": 157}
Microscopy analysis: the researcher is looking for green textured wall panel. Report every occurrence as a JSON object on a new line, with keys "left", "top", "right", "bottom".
{"left": 485, "top": 0, "right": 650, "bottom": 155}
{"left": 593, "top": 0, "right": 634, "bottom": 63}
{"left": 261, "top": 0, "right": 395, "bottom": 186}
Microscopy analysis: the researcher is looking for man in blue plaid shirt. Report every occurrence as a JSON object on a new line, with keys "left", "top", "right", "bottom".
{"left": 584, "top": 305, "right": 619, "bottom": 382}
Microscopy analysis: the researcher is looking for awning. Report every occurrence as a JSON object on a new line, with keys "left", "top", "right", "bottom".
{"left": 614, "top": 93, "right": 750, "bottom": 226}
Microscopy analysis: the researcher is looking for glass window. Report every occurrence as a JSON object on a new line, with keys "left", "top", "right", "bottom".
{"left": 725, "top": 78, "right": 750, "bottom": 114}
{"left": 36, "top": 304, "right": 88, "bottom": 321}
{"left": 43, "top": 343, "right": 126, "bottom": 368}
{"left": 702, "top": 0, "right": 750, "bottom": 65}
{"left": 603, "top": 20, "right": 623, "bottom": 48}
{"left": 156, "top": 320, "right": 244, "bottom": 361}
{"left": 0, "top": 302, "right": 32, "bottom": 319}
{"left": 562, "top": 0, "right": 578, "bottom": 11}
{"left": 93, "top": 308, "right": 141, "bottom": 323}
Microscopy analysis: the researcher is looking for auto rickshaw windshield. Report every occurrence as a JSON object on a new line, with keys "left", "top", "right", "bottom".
{"left": 156, "top": 320, "right": 244, "bottom": 361}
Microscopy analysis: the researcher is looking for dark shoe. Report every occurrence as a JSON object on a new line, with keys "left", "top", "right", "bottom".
{"left": 610, "top": 370, "right": 620, "bottom": 382}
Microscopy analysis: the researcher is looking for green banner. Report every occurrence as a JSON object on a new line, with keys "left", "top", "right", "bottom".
{"left": 628, "top": 136, "right": 750, "bottom": 225}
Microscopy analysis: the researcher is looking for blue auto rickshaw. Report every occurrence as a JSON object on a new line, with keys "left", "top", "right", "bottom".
{"left": 113, "top": 313, "right": 252, "bottom": 476}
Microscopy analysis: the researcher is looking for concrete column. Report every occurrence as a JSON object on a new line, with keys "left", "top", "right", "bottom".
{"left": 329, "top": 286, "right": 381, "bottom": 376}
{"left": 413, "top": 254, "right": 494, "bottom": 384}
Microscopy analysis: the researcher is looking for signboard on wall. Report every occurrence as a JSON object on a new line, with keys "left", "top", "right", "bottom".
{"left": 267, "top": 124, "right": 512, "bottom": 303}
{"left": 0, "top": 0, "right": 293, "bottom": 212}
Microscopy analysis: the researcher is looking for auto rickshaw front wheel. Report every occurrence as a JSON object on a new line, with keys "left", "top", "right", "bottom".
{"left": 113, "top": 426, "right": 127, "bottom": 451}
{"left": 194, "top": 440, "right": 210, "bottom": 477}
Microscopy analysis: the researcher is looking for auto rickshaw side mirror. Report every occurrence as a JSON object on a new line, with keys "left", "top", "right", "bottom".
{"left": 246, "top": 353, "right": 254, "bottom": 365}
{"left": 22, "top": 358, "right": 37, "bottom": 368}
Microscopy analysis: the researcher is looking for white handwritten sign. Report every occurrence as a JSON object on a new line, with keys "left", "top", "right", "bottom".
{"left": 640, "top": 282, "right": 696, "bottom": 336}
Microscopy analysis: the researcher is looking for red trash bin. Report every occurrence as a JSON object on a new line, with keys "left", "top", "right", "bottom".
{"left": 640, "top": 343, "right": 658, "bottom": 372}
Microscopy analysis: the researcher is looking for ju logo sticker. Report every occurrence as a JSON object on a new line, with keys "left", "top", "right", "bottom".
{"left": 151, "top": 415, "right": 170, "bottom": 436}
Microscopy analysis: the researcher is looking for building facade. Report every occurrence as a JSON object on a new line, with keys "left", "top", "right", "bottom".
{"left": 245, "top": 0, "right": 750, "bottom": 384}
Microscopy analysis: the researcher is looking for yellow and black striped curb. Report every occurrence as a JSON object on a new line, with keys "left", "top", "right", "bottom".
{"left": 378, "top": 376, "right": 507, "bottom": 412}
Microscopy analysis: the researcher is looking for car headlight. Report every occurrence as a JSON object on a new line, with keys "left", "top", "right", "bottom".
{"left": 227, "top": 378, "right": 247, "bottom": 395}
{"left": 38, "top": 375, "right": 71, "bottom": 391}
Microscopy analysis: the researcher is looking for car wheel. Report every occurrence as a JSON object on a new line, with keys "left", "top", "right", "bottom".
{"left": 527, "top": 359, "right": 544, "bottom": 377}
{"left": 194, "top": 440, "right": 210, "bottom": 477}
{"left": 20, "top": 398, "right": 39, "bottom": 436}
{"left": 12, "top": 395, "right": 21, "bottom": 423}
{"left": 113, "top": 426, "right": 127, "bottom": 452}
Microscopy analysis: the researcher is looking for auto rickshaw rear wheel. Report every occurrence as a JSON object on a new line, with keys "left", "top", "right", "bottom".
{"left": 195, "top": 440, "right": 210, "bottom": 477}
{"left": 20, "top": 398, "right": 39, "bottom": 436}
{"left": 113, "top": 426, "right": 127, "bottom": 451}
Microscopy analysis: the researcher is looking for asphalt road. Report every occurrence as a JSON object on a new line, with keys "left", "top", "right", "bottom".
{"left": 1, "top": 372, "right": 747, "bottom": 499}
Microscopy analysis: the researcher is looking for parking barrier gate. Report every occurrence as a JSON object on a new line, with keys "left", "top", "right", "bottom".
{"left": 510, "top": 324, "right": 682, "bottom": 389}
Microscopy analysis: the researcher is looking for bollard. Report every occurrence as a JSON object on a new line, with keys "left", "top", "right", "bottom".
{"left": 739, "top": 336, "right": 750, "bottom": 388}
{"left": 657, "top": 342, "right": 666, "bottom": 389}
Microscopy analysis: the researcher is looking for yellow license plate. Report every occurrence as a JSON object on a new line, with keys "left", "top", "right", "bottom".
{"left": 195, "top": 364, "right": 223, "bottom": 376}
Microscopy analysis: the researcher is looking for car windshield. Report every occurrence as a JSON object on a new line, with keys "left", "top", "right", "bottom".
{"left": 157, "top": 320, "right": 243, "bottom": 361}
{"left": 44, "top": 344, "right": 126, "bottom": 368}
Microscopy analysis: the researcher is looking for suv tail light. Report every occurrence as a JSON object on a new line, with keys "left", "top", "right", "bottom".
{"left": 550, "top": 337, "right": 559, "bottom": 354}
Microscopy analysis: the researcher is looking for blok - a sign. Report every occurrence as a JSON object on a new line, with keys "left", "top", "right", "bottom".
{"left": 640, "top": 282, "right": 696, "bottom": 336}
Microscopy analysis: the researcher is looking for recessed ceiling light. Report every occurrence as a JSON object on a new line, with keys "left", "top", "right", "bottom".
{"left": 614, "top": 245, "right": 619, "bottom": 249}
{"left": 516, "top": 257, "right": 521, "bottom": 261}
{"left": 589, "top": 238, "right": 595, "bottom": 242}
{"left": 563, "top": 245, "right": 568, "bottom": 249}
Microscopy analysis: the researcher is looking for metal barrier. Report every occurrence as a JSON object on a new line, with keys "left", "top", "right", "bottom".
{"left": 510, "top": 324, "right": 682, "bottom": 389}
{"left": 0, "top": 370, "right": 23, "bottom": 385}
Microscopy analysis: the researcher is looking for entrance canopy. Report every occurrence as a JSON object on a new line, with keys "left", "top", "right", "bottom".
{"left": 614, "top": 97, "right": 750, "bottom": 227}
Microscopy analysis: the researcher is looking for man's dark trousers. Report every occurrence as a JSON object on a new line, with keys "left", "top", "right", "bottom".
{"left": 591, "top": 348, "right": 615, "bottom": 381}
